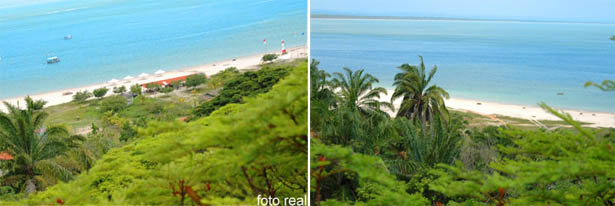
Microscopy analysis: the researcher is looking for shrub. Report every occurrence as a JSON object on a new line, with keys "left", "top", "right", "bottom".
{"left": 160, "top": 87, "right": 174, "bottom": 93}
{"left": 91, "top": 123, "right": 99, "bottom": 135}
{"left": 130, "top": 84, "right": 142, "bottom": 96}
{"left": 119, "top": 122, "right": 137, "bottom": 142}
{"left": 93, "top": 87, "right": 109, "bottom": 99}
{"left": 72, "top": 90, "right": 92, "bottom": 103}
{"left": 208, "top": 67, "right": 239, "bottom": 89}
{"left": 100, "top": 95, "right": 128, "bottom": 113}
{"left": 185, "top": 73, "right": 207, "bottom": 88}
{"left": 262, "top": 54, "right": 278, "bottom": 62}
{"left": 145, "top": 83, "right": 161, "bottom": 93}
{"left": 113, "top": 86, "right": 127, "bottom": 94}
{"left": 170, "top": 80, "right": 183, "bottom": 88}
{"left": 193, "top": 66, "right": 290, "bottom": 117}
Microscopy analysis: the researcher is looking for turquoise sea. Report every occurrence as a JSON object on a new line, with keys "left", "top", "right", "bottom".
{"left": 311, "top": 18, "right": 615, "bottom": 112}
{"left": 0, "top": 0, "right": 306, "bottom": 99}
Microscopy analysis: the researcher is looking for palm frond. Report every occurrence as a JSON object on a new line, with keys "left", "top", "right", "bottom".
{"left": 35, "top": 159, "right": 74, "bottom": 182}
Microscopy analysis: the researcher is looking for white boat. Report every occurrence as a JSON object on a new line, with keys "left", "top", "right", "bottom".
{"left": 47, "top": 56, "right": 60, "bottom": 64}
{"left": 64, "top": 35, "right": 72, "bottom": 40}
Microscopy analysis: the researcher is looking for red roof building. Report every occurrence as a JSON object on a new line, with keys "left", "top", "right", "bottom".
{"left": 141, "top": 75, "right": 190, "bottom": 87}
{"left": 0, "top": 152, "right": 13, "bottom": 160}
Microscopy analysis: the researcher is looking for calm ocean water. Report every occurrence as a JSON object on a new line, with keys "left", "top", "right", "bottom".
{"left": 312, "top": 18, "right": 615, "bottom": 112}
{"left": 0, "top": 0, "right": 306, "bottom": 99}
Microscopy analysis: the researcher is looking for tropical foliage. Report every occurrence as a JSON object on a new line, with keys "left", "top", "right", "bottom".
{"left": 331, "top": 67, "right": 392, "bottom": 117}
{"left": 585, "top": 80, "right": 615, "bottom": 91}
{"left": 1, "top": 60, "right": 308, "bottom": 205}
{"left": 0, "top": 100, "right": 81, "bottom": 195}
{"left": 72, "top": 91, "right": 92, "bottom": 103}
{"left": 392, "top": 56, "right": 449, "bottom": 126}
{"left": 310, "top": 58, "right": 615, "bottom": 205}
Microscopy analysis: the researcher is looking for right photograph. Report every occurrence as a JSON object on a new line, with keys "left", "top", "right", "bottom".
{"left": 309, "top": 0, "right": 615, "bottom": 205}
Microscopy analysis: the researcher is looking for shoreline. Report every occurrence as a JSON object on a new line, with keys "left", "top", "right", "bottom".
{"left": 1, "top": 46, "right": 307, "bottom": 112}
{"left": 382, "top": 91, "right": 615, "bottom": 128}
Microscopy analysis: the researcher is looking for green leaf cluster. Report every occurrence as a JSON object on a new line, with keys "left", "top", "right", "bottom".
{"left": 311, "top": 140, "right": 428, "bottom": 206}
{"left": 430, "top": 109, "right": 615, "bottom": 205}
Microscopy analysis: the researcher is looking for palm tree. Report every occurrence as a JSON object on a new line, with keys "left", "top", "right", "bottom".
{"left": 321, "top": 67, "right": 393, "bottom": 148}
{"left": 392, "top": 56, "right": 450, "bottom": 126}
{"left": 310, "top": 59, "right": 334, "bottom": 101}
{"left": 24, "top": 96, "right": 47, "bottom": 112}
{"left": 0, "top": 100, "right": 76, "bottom": 195}
{"left": 384, "top": 116, "right": 463, "bottom": 179}
{"left": 310, "top": 59, "right": 337, "bottom": 132}
{"left": 330, "top": 67, "right": 393, "bottom": 117}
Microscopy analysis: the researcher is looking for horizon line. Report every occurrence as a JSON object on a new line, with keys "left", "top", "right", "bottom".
{"left": 311, "top": 13, "right": 615, "bottom": 25}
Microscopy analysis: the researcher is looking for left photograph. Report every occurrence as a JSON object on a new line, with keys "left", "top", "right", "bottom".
{"left": 0, "top": 0, "right": 307, "bottom": 205}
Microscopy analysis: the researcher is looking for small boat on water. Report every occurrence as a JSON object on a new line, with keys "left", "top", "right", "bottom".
{"left": 64, "top": 35, "right": 72, "bottom": 40}
{"left": 557, "top": 92, "right": 564, "bottom": 95}
{"left": 47, "top": 56, "right": 60, "bottom": 64}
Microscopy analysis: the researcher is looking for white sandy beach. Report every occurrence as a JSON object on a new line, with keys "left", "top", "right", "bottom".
{"left": 0, "top": 46, "right": 307, "bottom": 112}
{"left": 383, "top": 92, "right": 615, "bottom": 128}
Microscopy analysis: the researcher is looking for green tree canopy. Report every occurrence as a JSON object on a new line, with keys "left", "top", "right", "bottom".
{"left": 0, "top": 100, "right": 79, "bottom": 195}
{"left": 330, "top": 67, "right": 393, "bottom": 117}
{"left": 262, "top": 54, "right": 278, "bottom": 63}
{"left": 392, "top": 56, "right": 449, "bottom": 125}
{"left": 93, "top": 88, "right": 109, "bottom": 99}
{"left": 193, "top": 66, "right": 291, "bottom": 117}
{"left": 185, "top": 74, "right": 207, "bottom": 88}
{"left": 72, "top": 91, "right": 92, "bottom": 103}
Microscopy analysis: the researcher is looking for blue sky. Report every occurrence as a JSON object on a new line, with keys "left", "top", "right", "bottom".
{"left": 311, "top": 0, "right": 615, "bottom": 23}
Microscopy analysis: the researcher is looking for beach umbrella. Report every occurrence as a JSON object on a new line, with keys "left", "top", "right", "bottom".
{"left": 155, "top": 70, "right": 166, "bottom": 76}
{"left": 138, "top": 73, "right": 149, "bottom": 79}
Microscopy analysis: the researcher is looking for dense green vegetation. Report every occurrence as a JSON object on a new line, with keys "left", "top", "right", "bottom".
{"left": 185, "top": 74, "right": 207, "bottom": 88}
{"left": 262, "top": 54, "right": 279, "bottom": 63}
{"left": 93, "top": 88, "right": 109, "bottom": 99}
{"left": 0, "top": 99, "right": 78, "bottom": 196}
{"left": 310, "top": 58, "right": 615, "bottom": 205}
{"left": 72, "top": 91, "right": 93, "bottom": 103}
{"left": 193, "top": 66, "right": 291, "bottom": 117}
{"left": 1, "top": 59, "right": 307, "bottom": 204}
